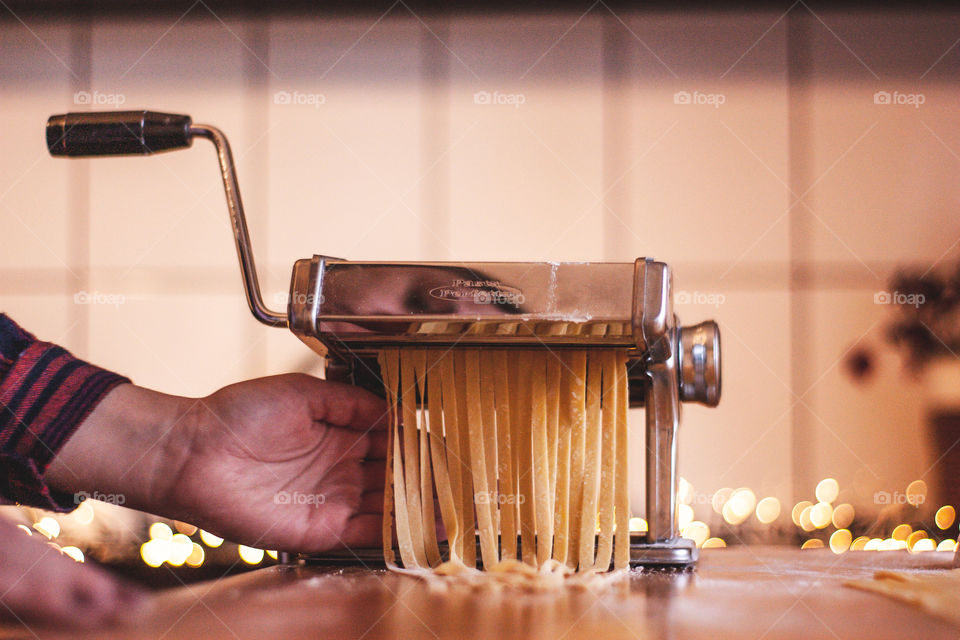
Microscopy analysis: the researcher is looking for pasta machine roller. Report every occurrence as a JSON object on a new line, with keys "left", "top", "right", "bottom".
{"left": 46, "top": 110, "right": 722, "bottom": 567}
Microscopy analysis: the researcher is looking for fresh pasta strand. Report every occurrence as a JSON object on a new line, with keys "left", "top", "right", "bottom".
{"left": 381, "top": 348, "right": 631, "bottom": 584}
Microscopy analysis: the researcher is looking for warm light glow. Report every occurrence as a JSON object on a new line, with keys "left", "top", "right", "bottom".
{"left": 864, "top": 538, "right": 883, "bottom": 551}
{"left": 167, "top": 534, "right": 194, "bottom": 566}
{"left": 186, "top": 543, "right": 205, "bottom": 567}
{"left": 629, "top": 517, "right": 648, "bottom": 533}
{"left": 851, "top": 536, "right": 870, "bottom": 551}
{"left": 831, "top": 503, "right": 855, "bottom": 530}
{"left": 678, "top": 504, "right": 695, "bottom": 529}
{"left": 16, "top": 524, "right": 32, "bottom": 536}
{"left": 801, "top": 539, "right": 824, "bottom": 550}
{"left": 815, "top": 478, "right": 840, "bottom": 504}
{"left": 200, "top": 530, "right": 224, "bottom": 548}
{"left": 61, "top": 546, "right": 84, "bottom": 563}
{"left": 174, "top": 521, "right": 198, "bottom": 536}
{"left": 712, "top": 488, "right": 733, "bottom": 515}
{"left": 905, "top": 480, "right": 928, "bottom": 506}
{"left": 678, "top": 477, "right": 694, "bottom": 506}
{"left": 878, "top": 538, "right": 907, "bottom": 551}
{"left": 912, "top": 538, "right": 936, "bottom": 552}
{"left": 681, "top": 521, "right": 710, "bottom": 548}
{"left": 238, "top": 545, "right": 265, "bottom": 565}
{"left": 702, "top": 537, "right": 726, "bottom": 549}
{"left": 73, "top": 501, "right": 95, "bottom": 526}
{"left": 33, "top": 517, "right": 60, "bottom": 539}
{"left": 140, "top": 539, "right": 168, "bottom": 567}
{"left": 266, "top": 550, "right": 279, "bottom": 560}
{"left": 937, "top": 539, "right": 957, "bottom": 552}
{"left": 799, "top": 506, "right": 816, "bottom": 532}
{"left": 723, "top": 489, "right": 756, "bottom": 525}
{"left": 809, "top": 502, "right": 833, "bottom": 529}
{"left": 935, "top": 506, "right": 956, "bottom": 530}
{"left": 755, "top": 497, "right": 781, "bottom": 524}
{"left": 792, "top": 501, "right": 813, "bottom": 528}
{"left": 891, "top": 524, "right": 912, "bottom": 541}
{"left": 829, "top": 529, "right": 852, "bottom": 554}
{"left": 149, "top": 522, "right": 173, "bottom": 542}
{"left": 906, "top": 530, "right": 928, "bottom": 551}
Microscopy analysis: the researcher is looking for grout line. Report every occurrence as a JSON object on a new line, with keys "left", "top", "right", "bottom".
{"left": 67, "top": 15, "right": 92, "bottom": 358}
{"left": 786, "top": 10, "right": 812, "bottom": 507}
{"left": 601, "top": 13, "right": 628, "bottom": 262}
{"left": 0, "top": 261, "right": 907, "bottom": 294}
{"left": 419, "top": 13, "right": 450, "bottom": 260}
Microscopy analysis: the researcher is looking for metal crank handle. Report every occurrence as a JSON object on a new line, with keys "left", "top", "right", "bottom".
{"left": 45, "top": 110, "right": 287, "bottom": 328}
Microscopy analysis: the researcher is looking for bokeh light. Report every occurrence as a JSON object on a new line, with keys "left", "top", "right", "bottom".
{"left": 815, "top": 478, "right": 839, "bottom": 504}
{"left": 829, "top": 529, "right": 852, "bottom": 554}
{"left": 935, "top": 506, "right": 956, "bottom": 530}
{"left": 200, "top": 529, "right": 224, "bottom": 548}
{"left": 755, "top": 497, "right": 781, "bottom": 524}
{"left": 238, "top": 545, "right": 265, "bottom": 565}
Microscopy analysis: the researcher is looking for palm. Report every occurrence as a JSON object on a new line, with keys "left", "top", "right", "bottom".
{"left": 166, "top": 374, "right": 388, "bottom": 553}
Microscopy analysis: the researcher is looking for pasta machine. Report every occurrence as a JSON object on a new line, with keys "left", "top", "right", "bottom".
{"left": 46, "top": 110, "right": 722, "bottom": 567}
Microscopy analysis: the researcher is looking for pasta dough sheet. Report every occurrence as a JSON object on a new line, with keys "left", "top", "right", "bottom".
{"left": 379, "top": 348, "right": 631, "bottom": 584}
{"left": 845, "top": 569, "right": 960, "bottom": 626}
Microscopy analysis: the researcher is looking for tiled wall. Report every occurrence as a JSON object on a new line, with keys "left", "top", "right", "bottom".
{"left": 2, "top": 8, "right": 959, "bottom": 519}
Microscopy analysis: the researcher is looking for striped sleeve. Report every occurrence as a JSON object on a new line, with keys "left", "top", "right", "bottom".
{"left": 0, "top": 314, "right": 130, "bottom": 512}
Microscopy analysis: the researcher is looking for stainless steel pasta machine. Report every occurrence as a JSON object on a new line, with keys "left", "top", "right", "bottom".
{"left": 46, "top": 110, "right": 722, "bottom": 567}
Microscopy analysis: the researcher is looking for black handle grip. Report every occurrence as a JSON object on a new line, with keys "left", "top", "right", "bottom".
{"left": 46, "top": 110, "right": 193, "bottom": 157}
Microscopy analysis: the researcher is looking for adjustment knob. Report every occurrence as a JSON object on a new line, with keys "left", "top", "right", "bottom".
{"left": 678, "top": 321, "right": 721, "bottom": 407}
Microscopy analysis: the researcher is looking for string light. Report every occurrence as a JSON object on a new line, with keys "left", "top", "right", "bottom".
{"left": 815, "top": 478, "right": 839, "bottom": 504}
{"left": 905, "top": 480, "right": 927, "bottom": 506}
{"left": 935, "top": 506, "right": 956, "bottom": 530}
{"left": 906, "top": 530, "right": 928, "bottom": 551}
{"left": 681, "top": 521, "right": 710, "bottom": 548}
{"left": 238, "top": 546, "right": 264, "bottom": 565}
{"left": 33, "top": 517, "right": 60, "bottom": 539}
{"left": 61, "top": 546, "right": 84, "bottom": 563}
{"left": 712, "top": 488, "right": 734, "bottom": 515}
{"left": 829, "top": 529, "right": 852, "bottom": 554}
{"left": 851, "top": 536, "right": 870, "bottom": 551}
{"left": 186, "top": 543, "right": 205, "bottom": 567}
{"left": 755, "top": 497, "right": 781, "bottom": 524}
{"left": 809, "top": 503, "right": 833, "bottom": 529}
{"left": 628, "top": 517, "right": 648, "bottom": 533}
{"left": 937, "top": 539, "right": 956, "bottom": 552}
{"left": 199, "top": 530, "right": 224, "bottom": 548}
{"left": 149, "top": 522, "right": 173, "bottom": 542}
{"left": 891, "top": 524, "right": 912, "bottom": 541}
{"left": 831, "top": 503, "right": 855, "bottom": 529}
{"left": 912, "top": 538, "right": 936, "bottom": 552}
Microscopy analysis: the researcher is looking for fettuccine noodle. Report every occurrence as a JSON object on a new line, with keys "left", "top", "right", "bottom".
{"left": 379, "top": 348, "right": 631, "bottom": 586}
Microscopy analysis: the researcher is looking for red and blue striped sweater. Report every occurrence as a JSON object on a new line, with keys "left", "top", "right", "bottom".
{"left": 0, "top": 314, "right": 128, "bottom": 512}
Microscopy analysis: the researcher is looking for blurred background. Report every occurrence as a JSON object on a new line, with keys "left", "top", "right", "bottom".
{"left": 3, "top": 3, "right": 960, "bottom": 574}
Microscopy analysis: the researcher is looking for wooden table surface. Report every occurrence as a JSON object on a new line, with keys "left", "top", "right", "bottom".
{"left": 12, "top": 546, "right": 960, "bottom": 639}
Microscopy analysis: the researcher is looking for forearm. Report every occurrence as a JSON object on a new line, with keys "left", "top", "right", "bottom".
{"left": 0, "top": 314, "right": 131, "bottom": 511}
{"left": 46, "top": 384, "right": 194, "bottom": 515}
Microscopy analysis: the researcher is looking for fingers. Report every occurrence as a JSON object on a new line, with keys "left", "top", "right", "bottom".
{"left": 359, "top": 490, "right": 384, "bottom": 514}
{"left": 288, "top": 374, "right": 389, "bottom": 432}
{"left": 363, "top": 460, "right": 386, "bottom": 492}
{"left": 338, "top": 513, "right": 383, "bottom": 549}
{"left": 366, "top": 430, "right": 388, "bottom": 461}
{"left": 0, "top": 518, "right": 148, "bottom": 629}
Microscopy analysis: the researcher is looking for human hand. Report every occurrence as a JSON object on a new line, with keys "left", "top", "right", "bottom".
{"left": 165, "top": 374, "right": 389, "bottom": 552}
{"left": 48, "top": 374, "right": 388, "bottom": 555}
{"left": 0, "top": 515, "right": 147, "bottom": 628}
